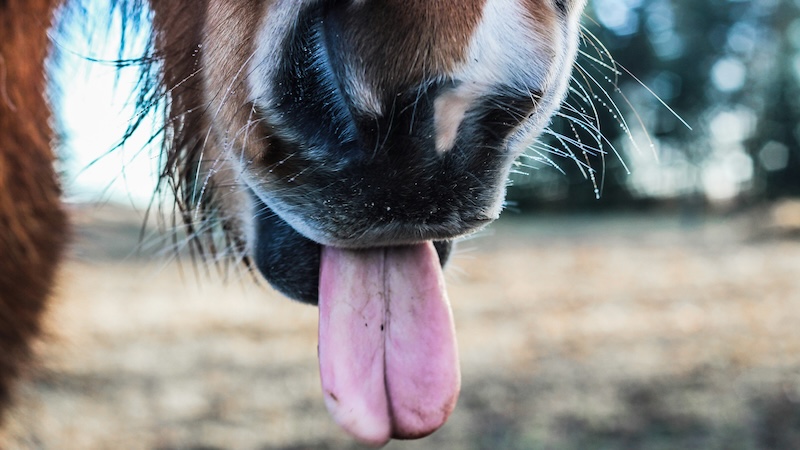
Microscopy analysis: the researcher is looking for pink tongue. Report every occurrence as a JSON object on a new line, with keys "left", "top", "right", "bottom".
{"left": 318, "top": 242, "right": 460, "bottom": 446}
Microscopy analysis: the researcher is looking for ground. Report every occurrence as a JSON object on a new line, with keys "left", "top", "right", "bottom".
{"left": 2, "top": 205, "right": 800, "bottom": 449}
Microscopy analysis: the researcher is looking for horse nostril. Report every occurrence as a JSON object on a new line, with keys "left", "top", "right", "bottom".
{"left": 453, "top": 89, "right": 542, "bottom": 148}
{"left": 271, "top": 3, "right": 363, "bottom": 154}
{"left": 481, "top": 91, "right": 541, "bottom": 130}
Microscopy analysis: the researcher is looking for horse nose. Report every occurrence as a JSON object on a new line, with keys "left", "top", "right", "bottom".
{"left": 266, "top": 3, "right": 541, "bottom": 164}
{"left": 272, "top": 19, "right": 449, "bottom": 164}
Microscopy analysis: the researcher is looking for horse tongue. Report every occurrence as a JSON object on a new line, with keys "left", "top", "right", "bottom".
{"left": 318, "top": 243, "right": 461, "bottom": 447}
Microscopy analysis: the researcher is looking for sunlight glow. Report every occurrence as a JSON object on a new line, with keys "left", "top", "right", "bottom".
{"left": 54, "top": 4, "right": 159, "bottom": 207}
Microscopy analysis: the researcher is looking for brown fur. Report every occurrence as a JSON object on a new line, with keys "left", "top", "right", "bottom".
{"left": 0, "top": 0, "right": 67, "bottom": 423}
{"left": 334, "top": 0, "right": 485, "bottom": 89}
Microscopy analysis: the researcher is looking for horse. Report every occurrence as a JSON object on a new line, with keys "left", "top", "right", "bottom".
{"left": 0, "top": 0, "right": 588, "bottom": 444}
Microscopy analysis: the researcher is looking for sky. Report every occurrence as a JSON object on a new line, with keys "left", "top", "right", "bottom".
{"left": 55, "top": 5, "right": 159, "bottom": 207}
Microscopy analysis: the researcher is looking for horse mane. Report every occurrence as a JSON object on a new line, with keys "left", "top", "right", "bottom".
{"left": 0, "top": 0, "right": 67, "bottom": 416}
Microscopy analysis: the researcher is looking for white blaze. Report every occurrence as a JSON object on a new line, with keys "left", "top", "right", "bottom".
{"left": 432, "top": 0, "right": 563, "bottom": 155}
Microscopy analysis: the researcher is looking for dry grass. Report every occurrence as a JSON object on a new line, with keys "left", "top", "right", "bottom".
{"left": 3, "top": 205, "right": 800, "bottom": 449}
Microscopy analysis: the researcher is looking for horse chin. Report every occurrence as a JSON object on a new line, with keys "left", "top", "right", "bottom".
{"left": 249, "top": 194, "right": 452, "bottom": 305}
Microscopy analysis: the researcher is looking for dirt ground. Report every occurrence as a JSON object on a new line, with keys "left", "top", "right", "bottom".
{"left": 2, "top": 204, "right": 800, "bottom": 450}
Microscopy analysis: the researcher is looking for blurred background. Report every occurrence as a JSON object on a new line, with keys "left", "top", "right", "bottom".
{"left": 4, "top": 0, "right": 800, "bottom": 449}
{"left": 508, "top": 0, "right": 800, "bottom": 212}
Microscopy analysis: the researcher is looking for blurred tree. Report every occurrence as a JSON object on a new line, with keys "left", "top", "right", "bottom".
{"left": 507, "top": 0, "right": 800, "bottom": 211}
{"left": 745, "top": 0, "right": 800, "bottom": 199}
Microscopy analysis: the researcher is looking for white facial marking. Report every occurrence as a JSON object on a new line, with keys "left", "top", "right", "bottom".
{"left": 340, "top": 61, "right": 384, "bottom": 117}
{"left": 432, "top": 0, "right": 560, "bottom": 156}
{"left": 458, "top": 0, "right": 556, "bottom": 90}
{"left": 430, "top": 0, "right": 564, "bottom": 159}
{"left": 433, "top": 88, "right": 477, "bottom": 153}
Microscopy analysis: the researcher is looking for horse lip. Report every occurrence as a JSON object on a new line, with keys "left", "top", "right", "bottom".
{"left": 323, "top": 218, "right": 494, "bottom": 249}
{"left": 285, "top": 210, "right": 494, "bottom": 249}
{"left": 250, "top": 192, "right": 456, "bottom": 305}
